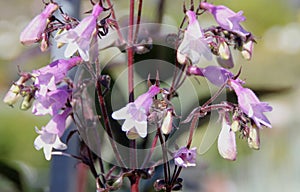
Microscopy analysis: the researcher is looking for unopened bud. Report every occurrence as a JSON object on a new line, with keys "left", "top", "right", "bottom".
{"left": 248, "top": 126, "right": 260, "bottom": 150}
{"left": 231, "top": 120, "right": 240, "bottom": 132}
{"left": 218, "top": 40, "right": 230, "bottom": 60}
{"left": 20, "top": 94, "right": 34, "bottom": 110}
{"left": 126, "top": 130, "right": 139, "bottom": 140}
{"left": 161, "top": 109, "right": 173, "bottom": 135}
{"left": 3, "top": 76, "right": 26, "bottom": 106}
{"left": 40, "top": 33, "right": 48, "bottom": 52}
{"left": 176, "top": 51, "right": 188, "bottom": 65}
{"left": 111, "top": 176, "right": 123, "bottom": 189}
{"left": 241, "top": 40, "right": 254, "bottom": 60}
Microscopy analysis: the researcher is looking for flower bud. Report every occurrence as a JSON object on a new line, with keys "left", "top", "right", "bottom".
{"left": 153, "top": 179, "right": 166, "bottom": 191}
{"left": 20, "top": 94, "right": 34, "bottom": 110}
{"left": 20, "top": 3, "right": 58, "bottom": 45}
{"left": 241, "top": 40, "right": 254, "bottom": 60}
{"left": 248, "top": 126, "right": 260, "bottom": 150}
{"left": 126, "top": 130, "right": 140, "bottom": 140}
{"left": 40, "top": 33, "right": 49, "bottom": 52}
{"left": 3, "top": 76, "right": 26, "bottom": 106}
{"left": 161, "top": 109, "right": 173, "bottom": 135}
{"left": 218, "top": 117, "right": 237, "bottom": 161}
{"left": 231, "top": 120, "right": 240, "bottom": 132}
{"left": 111, "top": 176, "right": 123, "bottom": 190}
{"left": 176, "top": 51, "right": 188, "bottom": 65}
{"left": 218, "top": 40, "right": 230, "bottom": 60}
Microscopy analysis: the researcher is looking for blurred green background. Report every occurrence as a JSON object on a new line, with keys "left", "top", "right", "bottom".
{"left": 0, "top": 0, "right": 300, "bottom": 191}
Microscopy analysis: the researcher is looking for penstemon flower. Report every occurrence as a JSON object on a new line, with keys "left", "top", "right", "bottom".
{"left": 32, "top": 86, "right": 71, "bottom": 116}
{"left": 200, "top": 2, "right": 250, "bottom": 38}
{"left": 34, "top": 127, "right": 67, "bottom": 160}
{"left": 177, "top": 10, "right": 212, "bottom": 65}
{"left": 229, "top": 79, "right": 272, "bottom": 128}
{"left": 112, "top": 85, "right": 161, "bottom": 138}
{"left": 173, "top": 146, "right": 197, "bottom": 168}
{"left": 20, "top": 2, "right": 58, "bottom": 45}
{"left": 5, "top": 0, "right": 275, "bottom": 190}
{"left": 55, "top": 3, "right": 103, "bottom": 61}
{"left": 187, "top": 65, "right": 236, "bottom": 86}
{"left": 32, "top": 56, "right": 82, "bottom": 84}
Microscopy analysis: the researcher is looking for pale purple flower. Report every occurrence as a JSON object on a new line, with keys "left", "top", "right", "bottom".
{"left": 201, "top": 2, "right": 250, "bottom": 38}
{"left": 218, "top": 116, "right": 237, "bottom": 161}
{"left": 32, "top": 86, "right": 71, "bottom": 116}
{"left": 55, "top": 4, "right": 103, "bottom": 61}
{"left": 32, "top": 57, "right": 82, "bottom": 84}
{"left": 173, "top": 146, "right": 197, "bottom": 168}
{"left": 32, "top": 57, "right": 81, "bottom": 99}
{"left": 43, "top": 107, "right": 71, "bottom": 137}
{"left": 229, "top": 79, "right": 272, "bottom": 128}
{"left": 112, "top": 85, "right": 161, "bottom": 138}
{"left": 20, "top": 3, "right": 58, "bottom": 45}
{"left": 177, "top": 10, "right": 212, "bottom": 64}
{"left": 187, "top": 65, "right": 235, "bottom": 86}
{"left": 34, "top": 127, "right": 67, "bottom": 160}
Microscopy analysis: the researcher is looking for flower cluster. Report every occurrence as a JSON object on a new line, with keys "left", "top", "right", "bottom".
{"left": 4, "top": 0, "right": 273, "bottom": 191}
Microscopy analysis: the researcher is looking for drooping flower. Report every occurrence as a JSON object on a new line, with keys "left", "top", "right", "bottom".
{"left": 217, "top": 115, "right": 237, "bottom": 161}
{"left": 20, "top": 2, "right": 59, "bottom": 45}
{"left": 187, "top": 65, "right": 236, "bottom": 86}
{"left": 200, "top": 2, "right": 250, "bottom": 38}
{"left": 112, "top": 85, "right": 161, "bottom": 138}
{"left": 32, "top": 86, "right": 71, "bottom": 116}
{"left": 34, "top": 127, "right": 67, "bottom": 160}
{"left": 43, "top": 107, "right": 72, "bottom": 137}
{"left": 32, "top": 56, "right": 82, "bottom": 85}
{"left": 173, "top": 146, "right": 197, "bottom": 168}
{"left": 55, "top": 3, "right": 103, "bottom": 61}
{"left": 229, "top": 79, "right": 272, "bottom": 128}
{"left": 177, "top": 10, "right": 212, "bottom": 65}
{"left": 31, "top": 57, "right": 81, "bottom": 100}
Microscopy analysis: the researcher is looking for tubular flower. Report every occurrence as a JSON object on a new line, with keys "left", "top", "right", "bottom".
{"left": 217, "top": 116, "right": 237, "bottom": 161}
{"left": 200, "top": 2, "right": 250, "bottom": 38}
{"left": 229, "top": 79, "right": 272, "bottom": 128}
{"left": 20, "top": 3, "right": 58, "bottom": 45}
{"left": 32, "top": 57, "right": 82, "bottom": 85}
{"left": 112, "top": 85, "right": 161, "bottom": 138}
{"left": 173, "top": 146, "right": 197, "bottom": 168}
{"left": 177, "top": 10, "right": 212, "bottom": 65}
{"left": 55, "top": 3, "right": 103, "bottom": 61}
{"left": 32, "top": 85, "right": 71, "bottom": 116}
{"left": 34, "top": 127, "right": 67, "bottom": 160}
{"left": 187, "top": 65, "right": 236, "bottom": 86}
